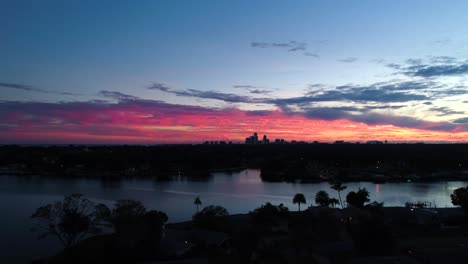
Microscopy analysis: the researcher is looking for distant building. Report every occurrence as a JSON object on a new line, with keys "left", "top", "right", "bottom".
{"left": 246, "top": 132, "right": 269, "bottom": 144}
{"left": 203, "top": 140, "right": 227, "bottom": 145}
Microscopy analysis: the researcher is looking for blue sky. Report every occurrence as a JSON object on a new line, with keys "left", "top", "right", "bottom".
{"left": 1, "top": 0, "right": 468, "bottom": 143}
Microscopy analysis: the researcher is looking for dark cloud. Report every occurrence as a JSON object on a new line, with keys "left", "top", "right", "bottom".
{"left": 408, "top": 64, "right": 468, "bottom": 77}
{"left": 287, "top": 42, "right": 307, "bottom": 52}
{"left": 98, "top": 90, "right": 139, "bottom": 101}
{"left": 304, "top": 52, "right": 319, "bottom": 58}
{"left": 233, "top": 85, "right": 257, "bottom": 89}
{"left": 405, "top": 59, "right": 423, "bottom": 65}
{"left": 386, "top": 63, "right": 402, "bottom": 70}
{"left": 306, "top": 84, "right": 331, "bottom": 95}
{"left": 434, "top": 88, "right": 468, "bottom": 97}
{"left": 365, "top": 105, "right": 406, "bottom": 110}
{"left": 358, "top": 113, "right": 460, "bottom": 131}
{"left": 150, "top": 83, "right": 261, "bottom": 103}
{"left": 430, "top": 56, "right": 456, "bottom": 64}
{"left": 370, "top": 59, "right": 385, "bottom": 64}
{"left": 284, "top": 105, "right": 405, "bottom": 117}
{"left": 430, "top": 106, "right": 465, "bottom": 116}
{"left": 233, "top": 85, "right": 273, "bottom": 95}
{"left": 0, "top": 82, "right": 79, "bottom": 96}
{"left": 299, "top": 106, "right": 359, "bottom": 120}
{"left": 251, "top": 42, "right": 269, "bottom": 48}
{"left": 148, "top": 82, "right": 171, "bottom": 92}
{"left": 183, "top": 89, "right": 258, "bottom": 103}
{"left": 271, "top": 43, "right": 291, "bottom": 48}
{"left": 338, "top": 57, "right": 358, "bottom": 63}
{"left": 148, "top": 79, "right": 463, "bottom": 128}
{"left": 250, "top": 41, "right": 317, "bottom": 57}
{"left": 295, "top": 106, "right": 460, "bottom": 132}
{"left": 271, "top": 82, "right": 430, "bottom": 106}
{"left": 388, "top": 58, "right": 468, "bottom": 77}
{"left": 266, "top": 79, "right": 452, "bottom": 125}
{"left": 249, "top": 89, "right": 273, "bottom": 94}
{"left": 453, "top": 117, "right": 468, "bottom": 124}
{"left": 146, "top": 77, "right": 468, "bottom": 130}
{"left": 0, "top": 82, "right": 41, "bottom": 92}
{"left": 151, "top": 80, "right": 438, "bottom": 106}
{"left": 251, "top": 41, "right": 307, "bottom": 52}
{"left": 432, "top": 37, "right": 451, "bottom": 46}
{"left": 375, "top": 80, "right": 435, "bottom": 91}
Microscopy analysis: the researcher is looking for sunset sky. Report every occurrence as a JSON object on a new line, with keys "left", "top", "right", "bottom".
{"left": 1, "top": 0, "right": 468, "bottom": 144}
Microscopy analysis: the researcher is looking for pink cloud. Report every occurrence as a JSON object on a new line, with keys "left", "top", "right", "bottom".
{"left": 0, "top": 100, "right": 466, "bottom": 144}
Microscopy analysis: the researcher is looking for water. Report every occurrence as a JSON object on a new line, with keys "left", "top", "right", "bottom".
{"left": 1, "top": 169, "right": 467, "bottom": 263}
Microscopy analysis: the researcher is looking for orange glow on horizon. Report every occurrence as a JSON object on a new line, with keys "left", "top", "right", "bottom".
{"left": 1, "top": 102, "right": 466, "bottom": 144}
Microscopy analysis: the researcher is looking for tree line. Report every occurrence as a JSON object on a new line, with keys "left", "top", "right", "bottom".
{"left": 30, "top": 184, "right": 468, "bottom": 262}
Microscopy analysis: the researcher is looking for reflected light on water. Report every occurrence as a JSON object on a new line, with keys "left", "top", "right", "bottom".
{"left": 1, "top": 171, "right": 468, "bottom": 263}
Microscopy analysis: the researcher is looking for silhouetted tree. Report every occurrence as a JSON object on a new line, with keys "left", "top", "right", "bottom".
{"left": 346, "top": 188, "right": 370, "bottom": 208}
{"left": 368, "top": 201, "right": 384, "bottom": 208}
{"left": 31, "top": 193, "right": 110, "bottom": 249}
{"left": 329, "top": 198, "right": 340, "bottom": 208}
{"left": 110, "top": 199, "right": 146, "bottom": 237}
{"left": 293, "top": 193, "right": 306, "bottom": 212}
{"left": 194, "top": 196, "right": 202, "bottom": 213}
{"left": 109, "top": 199, "right": 167, "bottom": 255}
{"left": 331, "top": 181, "right": 347, "bottom": 208}
{"left": 315, "top": 190, "right": 331, "bottom": 207}
{"left": 139, "top": 210, "right": 168, "bottom": 253}
{"left": 451, "top": 186, "right": 468, "bottom": 212}
{"left": 251, "top": 202, "right": 289, "bottom": 226}
{"left": 193, "top": 205, "right": 229, "bottom": 229}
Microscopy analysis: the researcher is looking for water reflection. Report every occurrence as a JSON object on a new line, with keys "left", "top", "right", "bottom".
{"left": 1, "top": 171, "right": 468, "bottom": 263}
{"left": 100, "top": 179, "right": 122, "bottom": 189}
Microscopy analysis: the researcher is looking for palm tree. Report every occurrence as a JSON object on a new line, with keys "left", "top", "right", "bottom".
{"left": 194, "top": 196, "right": 202, "bottom": 213}
{"left": 293, "top": 193, "right": 306, "bottom": 212}
{"left": 330, "top": 181, "right": 347, "bottom": 208}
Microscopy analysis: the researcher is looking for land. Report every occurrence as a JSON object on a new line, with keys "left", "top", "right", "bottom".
{"left": 40, "top": 206, "right": 468, "bottom": 264}
{"left": 11, "top": 143, "right": 467, "bottom": 263}
{"left": 0, "top": 144, "right": 467, "bottom": 183}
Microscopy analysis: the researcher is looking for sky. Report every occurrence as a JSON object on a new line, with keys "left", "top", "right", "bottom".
{"left": 1, "top": 0, "right": 468, "bottom": 144}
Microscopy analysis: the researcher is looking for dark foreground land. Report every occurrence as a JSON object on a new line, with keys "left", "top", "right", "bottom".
{"left": 39, "top": 206, "right": 468, "bottom": 264}
{"left": 1, "top": 144, "right": 467, "bottom": 182}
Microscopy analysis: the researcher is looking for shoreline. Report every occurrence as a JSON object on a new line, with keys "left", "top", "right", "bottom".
{"left": 2, "top": 171, "right": 468, "bottom": 184}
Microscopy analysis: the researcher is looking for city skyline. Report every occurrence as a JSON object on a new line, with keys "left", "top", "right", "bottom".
{"left": 1, "top": 0, "right": 468, "bottom": 144}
